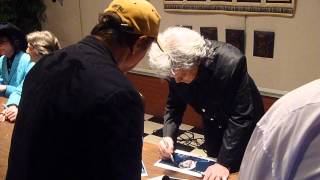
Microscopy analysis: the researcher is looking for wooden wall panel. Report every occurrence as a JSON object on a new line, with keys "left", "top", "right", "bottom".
{"left": 262, "top": 96, "right": 278, "bottom": 111}
{"left": 128, "top": 73, "right": 168, "bottom": 117}
{"left": 127, "top": 73, "right": 277, "bottom": 128}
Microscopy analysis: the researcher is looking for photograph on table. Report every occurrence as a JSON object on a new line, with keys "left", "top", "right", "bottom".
{"left": 142, "top": 161, "right": 148, "bottom": 177}
{"left": 154, "top": 150, "right": 215, "bottom": 177}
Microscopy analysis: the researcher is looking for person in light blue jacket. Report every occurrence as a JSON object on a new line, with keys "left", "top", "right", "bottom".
{"left": 1, "top": 30, "right": 60, "bottom": 122}
{"left": 5, "top": 62, "right": 34, "bottom": 107}
{"left": 0, "top": 22, "right": 33, "bottom": 98}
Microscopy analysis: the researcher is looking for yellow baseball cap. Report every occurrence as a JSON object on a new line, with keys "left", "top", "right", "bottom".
{"left": 104, "top": 0, "right": 161, "bottom": 38}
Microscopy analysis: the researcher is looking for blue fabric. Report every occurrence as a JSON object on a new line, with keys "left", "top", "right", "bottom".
{"left": 6, "top": 62, "right": 34, "bottom": 106}
{"left": 0, "top": 51, "right": 33, "bottom": 97}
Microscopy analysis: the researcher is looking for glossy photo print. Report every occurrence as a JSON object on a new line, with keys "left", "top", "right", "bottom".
{"left": 154, "top": 150, "right": 215, "bottom": 177}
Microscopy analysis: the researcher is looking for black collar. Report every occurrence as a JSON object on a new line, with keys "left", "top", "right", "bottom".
{"left": 79, "top": 36, "right": 118, "bottom": 65}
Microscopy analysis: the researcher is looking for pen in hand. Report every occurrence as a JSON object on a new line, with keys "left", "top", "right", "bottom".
{"left": 163, "top": 138, "right": 174, "bottom": 162}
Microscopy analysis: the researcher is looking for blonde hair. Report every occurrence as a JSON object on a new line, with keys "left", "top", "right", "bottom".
{"left": 27, "top": 31, "right": 61, "bottom": 56}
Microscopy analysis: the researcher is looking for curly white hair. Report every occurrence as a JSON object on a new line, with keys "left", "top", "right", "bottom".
{"left": 148, "top": 26, "right": 208, "bottom": 77}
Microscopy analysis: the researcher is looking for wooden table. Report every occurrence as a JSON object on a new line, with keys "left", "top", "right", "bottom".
{"left": 142, "top": 143, "right": 239, "bottom": 180}
{"left": 0, "top": 97, "right": 13, "bottom": 180}
{"left": 0, "top": 96, "right": 238, "bottom": 180}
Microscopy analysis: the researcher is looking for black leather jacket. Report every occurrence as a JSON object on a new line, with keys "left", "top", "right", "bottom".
{"left": 163, "top": 40, "right": 265, "bottom": 172}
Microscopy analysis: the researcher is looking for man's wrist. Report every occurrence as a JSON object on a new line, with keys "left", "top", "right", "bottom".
{"left": 216, "top": 161, "right": 231, "bottom": 171}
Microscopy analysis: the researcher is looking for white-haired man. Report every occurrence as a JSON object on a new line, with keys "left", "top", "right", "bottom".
{"left": 149, "top": 26, "right": 264, "bottom": 180}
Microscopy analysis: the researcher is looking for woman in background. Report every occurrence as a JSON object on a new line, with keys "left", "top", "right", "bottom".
{"left": 0, "top": 22, "right": 32, "bottom": 97}
{"left": 0, "top": 30, "right": 60, "bottom": 122}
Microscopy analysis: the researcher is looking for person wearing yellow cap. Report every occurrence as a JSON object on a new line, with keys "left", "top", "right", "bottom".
{"left": 6, "top": 0, "right": 160, "bottom": 180}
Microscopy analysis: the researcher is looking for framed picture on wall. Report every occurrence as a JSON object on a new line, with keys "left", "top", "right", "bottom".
{"left": 200, "top": 27, "right": 218, "bottom": 41}
{"left": 253, "top": 31, "right": 275, "bottom": 58}
{"left": 226, "top": 29, "right": 245, "bottom": 54}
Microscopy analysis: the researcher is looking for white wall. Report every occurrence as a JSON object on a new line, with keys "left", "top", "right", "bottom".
{"left": 42, "top": 0, "right": 320, "bottom": 94}
{"left": 246, "top": 0, "right": 320, "bottom": 91}
{"left": 43, "top": 0, "right": 82, "bottom": 47}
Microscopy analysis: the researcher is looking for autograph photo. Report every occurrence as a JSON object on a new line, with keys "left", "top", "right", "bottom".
{"left": 154, "top": 150, "right": 215, "bottom": 177}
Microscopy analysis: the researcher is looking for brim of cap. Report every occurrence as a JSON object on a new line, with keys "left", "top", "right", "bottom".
{"left": 155, "top": 38, "right": 165, "bottom": 53}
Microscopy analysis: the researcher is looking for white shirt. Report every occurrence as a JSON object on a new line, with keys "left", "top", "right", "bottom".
{"left": 240, "top": 79, "right": 320, "bottom": 180}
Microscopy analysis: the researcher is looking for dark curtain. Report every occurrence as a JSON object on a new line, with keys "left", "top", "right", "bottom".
{"left": 0, "top": 0, "right": 46, "bottom": 34}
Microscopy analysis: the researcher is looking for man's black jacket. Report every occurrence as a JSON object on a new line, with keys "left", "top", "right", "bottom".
{"left": 163, "top": 40, "right": 265, "bottom": 172}
{"left": 6, "top": 36, "right": 144, "bottom": 180}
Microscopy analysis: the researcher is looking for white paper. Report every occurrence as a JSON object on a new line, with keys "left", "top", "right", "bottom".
{"left": 142, "top": 161, "right": 148, "bottom": 177}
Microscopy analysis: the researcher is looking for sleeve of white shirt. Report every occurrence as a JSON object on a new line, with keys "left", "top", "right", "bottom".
{"left": 238, "top": 118, "right": 275, "bottom": 180}
{"left": 294, "top": 133, "right": 320, "bottom": 180}
{"left": 239, "top": 93, "right": 320, "bottom": 180}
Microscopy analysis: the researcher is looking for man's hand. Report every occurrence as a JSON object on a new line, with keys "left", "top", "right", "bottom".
{"left": 0, "top": 105, "right": 18, "bottom": 123}
{"left": 159, "top": 136, "right": 174, "bottom": 160}
{"left": 5, "top": 105, "right": 18, "bottom": 122}
{"left": 203, "top": 163, "right": 230, "bottom": 180}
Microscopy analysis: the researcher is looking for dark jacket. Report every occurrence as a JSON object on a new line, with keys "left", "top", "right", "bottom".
{"left": 6, "top": 36, "right": 144, "bottom": 180}
{"left": 163, "top": 40, "right": 265, "bottom": 172}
